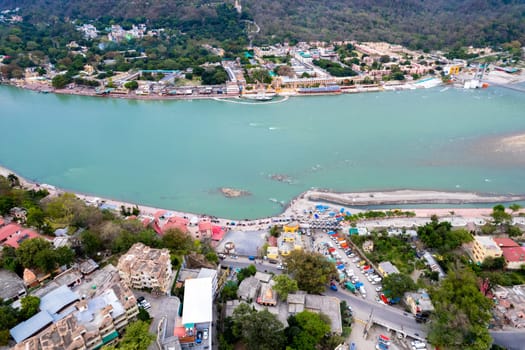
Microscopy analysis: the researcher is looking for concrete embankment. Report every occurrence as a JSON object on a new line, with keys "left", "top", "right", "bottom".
{"left": 304, "top": 189, "right": 525, "bottom": 207}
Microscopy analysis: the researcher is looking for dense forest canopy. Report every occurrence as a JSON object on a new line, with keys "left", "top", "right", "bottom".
{"left": 0, "top": 0, "right": 524, "bottom": 50}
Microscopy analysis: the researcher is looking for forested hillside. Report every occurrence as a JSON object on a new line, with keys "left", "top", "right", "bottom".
{"left": 1, "top": 0, "right": 524, "bottom": 49}
{"left": 243, "top": 0, "right": 525, "bottom": 49}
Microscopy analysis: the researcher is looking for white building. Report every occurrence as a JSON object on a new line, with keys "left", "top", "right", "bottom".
{"left": 180, "top": 277, "right": 213, "bottom": 348}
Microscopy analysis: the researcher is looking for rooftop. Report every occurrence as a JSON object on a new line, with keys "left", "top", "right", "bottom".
{"left": 237, "top": 276, "right": 260, "bottom": 301}
{"left": 10, "top": 311, "right": 54, "bottom": 343}
{"left": 0, "top": 223, "right": 20, "bottom": 241}
{"left": 475, "top": 236, "right": 502, "bottom": 252}
{"left": 254, "top": 272, "right": 272, "bottom": 283}
{"left": 182, "top": 277, "right": 213, "bottom": 325}
{"left": 0, "top": 269, "right": 25, "bottom": 301}
{"left": 4, "top": 228, "right": 40, "bottom": 248}
{"left": 304, "top": 294, "right": 342, "bottom": 334}
{"left": 378, "top": 261, "right": 400, "bottom": 275}
{"left": 494, "top": 237, "right": 520, "bottom": 248}
{"left": 502, "top": 247, "right": 525, "bottom": 263}
{"left": 39, "top": 285, "right": 80, "bottom": 314}
{"left": 117, "top": 243, "right": 171, "bottom": 286}
{"left": 197, "top": 268, "right": 217, "bottom": 280}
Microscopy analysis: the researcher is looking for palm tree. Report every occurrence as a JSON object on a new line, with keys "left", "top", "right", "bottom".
{"left": 7, "top": 173, "right": 20, "bottom": 187}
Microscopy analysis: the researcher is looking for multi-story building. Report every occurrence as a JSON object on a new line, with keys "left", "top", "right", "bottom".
{"left": 11, "top": 280, "right": 139, "bottom": 349}
{"left": 472, "top": 236, "right": 502, "bottom": 264}
{"left": 117, "top": 243, "right": 173, "bottom": 294}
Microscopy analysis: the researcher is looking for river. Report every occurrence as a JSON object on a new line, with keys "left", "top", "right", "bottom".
{"left": 1, "top": 85, "right": 524, "bottom": 219}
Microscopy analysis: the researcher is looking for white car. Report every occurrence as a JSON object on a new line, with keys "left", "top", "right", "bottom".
{"left": 203, "top": 329, "right": 209, "bottom": 340}
{"left": 376, "top": 286, "right": 382, "bottom": 292}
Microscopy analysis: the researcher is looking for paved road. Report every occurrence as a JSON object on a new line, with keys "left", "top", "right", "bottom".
{"left": 223, "top": 256, "right": 426, "bottom": 341}
{"left": 490, "top": 330, "right": 525, "bottom": 350}
{"left": 326, "top": 288, "right": 427, "bottom": 341}
{"left": 221, "top": 257, "right": 283, "bottom": 274}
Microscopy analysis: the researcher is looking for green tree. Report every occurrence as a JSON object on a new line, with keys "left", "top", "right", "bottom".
{"left": 269, "top": 225, "right": 280, "bottom": 237}
{"left": 161, "top": 229, "right": 194, "bottom": 254}
{"left": 20, "top": 296, "right": 40, "bottom": 320}
{"left": 507, "top": 225, "right": 523, "bottom": 238}
{"left": 51, "top": 74, "right": 72, "bottom": 89}
{"left": 81, "top": 230, "right": 104, "bottom": 257}
{"left": 429, "top": 268, "right": 493, "bottom": 350}
{"left": 55, "top": 246, "right": 75, "bottom": 267}
{"left": 492, "top": 204, "right": 511, "bottom": 225}
{"left": 220, "top": 281, "right": 239, "bottom": 302}
{"left": 26, "top": 206, "right": 46, "bottom": 229}
{"left": 382, "top": 273, "right": 417, "bottom": 300}
{"left": 124, "top": 80, "right": 139, "bottom": 90}
{"left": 509, "top": 203, "right": 522, "bottom": 214}
{"left": 286, "top": 310, "right": 332, "bottom": 350}
{"left": 481, "top": 256, "right": 506, "bottom": 270}
{"left": 285, "top": 250, "right": 337, "bottom": 294}
{"left": 16, "top": 237, "right": 53, "bottom": 269}
{"left": 417, "top": 217, "right": 472, "bottom": 253}
{"left": 273, "top": 274, "right": 298, "bottom": 300}
{"left": 237, "top": 264, "right": 256, "bottom": 283}
{"left": 137, "top": 308, "right": 151, "bottom": 322}
{"left": 232, "top": 304, "right": 285, "bottom": 350}
{"left": 104, "top": 320, "right": 155, "bottom": 350}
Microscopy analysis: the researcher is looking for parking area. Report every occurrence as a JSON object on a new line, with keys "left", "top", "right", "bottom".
{"left": 313, "top": 232, "right": 384, "bottom": 304}
{"left": 134, "top": 291, "right": 181, "bottom": 341}
{"left": 216, "top": 230, "right": 268, "bottom": 256}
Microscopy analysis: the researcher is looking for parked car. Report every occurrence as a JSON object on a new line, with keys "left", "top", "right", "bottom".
{"left": 196, "top": 331, "right": 203, "bottom": 344}
{"left": 203, "top": 329, "right": 209, "bottom": 340}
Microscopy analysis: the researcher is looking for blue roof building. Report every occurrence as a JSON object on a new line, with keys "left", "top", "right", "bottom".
{"left": 10, "top": 285, "right": 80, "bottom": 343}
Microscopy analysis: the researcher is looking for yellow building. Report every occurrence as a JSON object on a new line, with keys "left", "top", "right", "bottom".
{"left": 283, "top": 221, "right": 299, "bottom": 233}
{"left": 278, "top": 233, "right": 303, "bottom": 256}
{"left": 472, "top": 236, "right": 502, "bottom": 264}
{"left": 444, "top": 65, "right": 461, "bottom": 76}
{"left": 266, "top": 246, "right": 279, "bottom": 260}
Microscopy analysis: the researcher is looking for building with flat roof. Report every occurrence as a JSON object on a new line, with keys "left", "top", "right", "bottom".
{"left": 266, "top": 246, "right": 279, "bottom": 260}
{"left": 472, "top": 236, "right": 502, "bottom": 264}
{"left": 404, "top": 289, "right": 434, "bottom": 317}
{"left": 286, "top": 293, "right": 342, "bottom": 334}
{"left": 0, "top": 269, "right": 26, "bottom": 302}
{"left": 117, "top": 243, "right": 173, "bottom": 294}
{"left": 237, "top": 276, "right": 260, "bottom": 302}
{"left": 378, "top": 261, "right": 400, "bottom": 277}
{"left": 277, "top": 232, "right": 304, "bottom": 256}
{"left": 197, "top": 268, "right": 218, "bottom": 295}
{"left": 179, "top": 277, "right": 213, "bottom": 348}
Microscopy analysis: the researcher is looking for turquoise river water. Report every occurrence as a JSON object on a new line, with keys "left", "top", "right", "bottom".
{"left": 1, "top": 85, "right": 525, "bottom": 219}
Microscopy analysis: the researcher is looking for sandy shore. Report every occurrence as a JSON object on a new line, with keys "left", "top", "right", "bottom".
{"left": 2, "top": 164, "right": 524, "bottom": 228}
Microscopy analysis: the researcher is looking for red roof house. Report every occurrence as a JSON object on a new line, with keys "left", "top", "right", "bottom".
{"left": 501, "top": 246, "right": 525, "bottom": 269}
{"left": 494, "top": 238, "right": 520, "bottom": 248}
{"left": 0, "top": 223, "right": 22, "bottom": 244}
{"left": 4, "top": 229, "right": 40, "bottom": 248}
{"left": 211, "top": 225, "right": 226, "bottom": 241}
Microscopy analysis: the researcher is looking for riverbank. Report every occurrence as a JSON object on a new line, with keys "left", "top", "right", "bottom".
{"left": 3, "top": 77, "right": 431, "bottom": 103}
{"left": 2, "top": 165, "right": 523, "bottom": 228}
